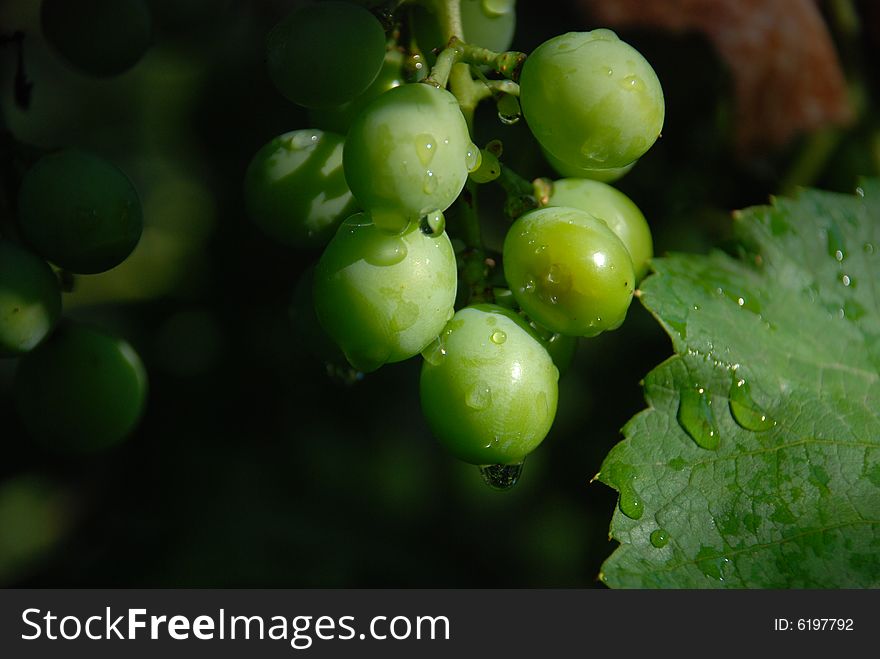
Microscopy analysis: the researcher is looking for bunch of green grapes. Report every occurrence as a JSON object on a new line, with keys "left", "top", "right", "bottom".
{"left": 3, "top": 0, "right": 154, "bottom": 456}
{"left": 248, "top": 0, "right": 663, "bottom": 488}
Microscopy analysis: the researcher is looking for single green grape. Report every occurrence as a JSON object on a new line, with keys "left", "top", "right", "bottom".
{"left": 266, "top": 2, "right": 386, "bottom": 108}
{"left": 0, "top": 242, "right": 62, "bottom": 357}
{"left": 542, "top": 147, "right": 634, "bottom": 183}
{"left": 548, "top": 178, "right": 653, "bottom": 281}
{"left": 18, "top": 150, "right": 143, "bottom": 274}
{"left": 41, "top": 0, "right": 152, "bottom": 77}
{"left": 411, "top": 0, "right": 516, "bottom": 61}
{"left": 343, "top": 83, "right": 476, "bottom": 231}
{"left": 14, "top": 322, "right": 148, "bottom": 452}
{"left": 520, "top": 29, "right": 664, "bottom": 171}
{"left": 313, "top": 213, "right": 457, "bottom": 373}
{"left": 244, "top": 129, "right": 358, "bottom": 247}
{"left": 420, "top": 304, "right": 558, "bottom": 465}
{"left": 503, "top": 206, "right": 635, "bottom": 337}
{"left": 308, "top": 50, "right": 404, "bottom": 135}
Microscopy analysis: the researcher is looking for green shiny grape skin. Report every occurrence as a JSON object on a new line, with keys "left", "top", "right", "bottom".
{"left": 520, "top": 29, "right": 664, "bottom": 171}
{"left": 0, "top": 242, "right": 62, "bottom": 357}
{"left": 412, "top": 0, "right": 516, "bottom": 63}
{"left": 548, "top": 178, "right": 653, "bottom": 281}
{"left": 266, "top": 2, "right": 386, "bottom": 109}
{"left": 14, "top": 322, "right": 148, "bottom": 452}
{"left": 244, "top": 130, "right": 357, "bottom": 248}
{"left": 542, "top": 147, "right": 634, "bottom": 183}
{"left": 343, "top": 84, "right": 474, "bottom": 231}
{"left": 313, "top": 213, "right": 457, "bottom": 373}
{"left": 503, "top": 206, "right": 635, "bottom": 337}
{"left": 308, "top": 50, "right": 404, "bottom": 135}
{"left": 420, "top": 304, "right": 558, "bottom": 465}
{"left": 41, "top": 0, "right": 152, "bottom": 77}
{"left": 18, "top": 150, "right": 143, "bottom": 274}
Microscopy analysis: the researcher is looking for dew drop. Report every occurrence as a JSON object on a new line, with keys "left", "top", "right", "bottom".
{"left": 864, "top": 242, "right": 875, "bottom": 255}
{"left": 826, "top": 224, "right": 846, "bottom": 262}
{"left": 364, "top": 239, "right": 408, "bottom": 266}
{"left": 465, "top": 381, "right": 492, "bottom": 410}
{"left": 856, "top": 186, "right": 865, "bottom": 198}
{"left": 696, "top": 546, "right": 731, "bottom": 582}
{"left": 728, "top": 378, "right": 775, "bottom": 431}
{"left": 479, "top": 461, "right": 523, "bottom": 490}
{"left": 650, "top": 529, "right": 669, "bottom": 548}
{"left": 421, "top": 338, "right": 447, "bottom": 365}
{"left": 839, "top": 273, "right": 854, "bottom": 288}
{"left": 608, "top": 463, "right": 644, "bottom": 519}
{"left": 415, "top": 133, "right": 436, "bottom": 166}
{"left": 419, "top": 210, "right": 445, "bottom": 236}
{"left": 497, "top": 93, "right": 521, "bottom": 125}
{"left": 490, "top": 330, "right": 507, "bottom": 345}
{"left": 620, "top": 75, "right": 644, "bottom": 91}
{"left": 465, "top": 143, "right": 480, "bottom": 172}
{"left": 678, "top": 386, "right": 720, "bottom": 450}
{"left": 289, "top": 131, "right": 320, "bottom": 149}
{"left": 423, "top": 170, "right": 437, "bottom": 194}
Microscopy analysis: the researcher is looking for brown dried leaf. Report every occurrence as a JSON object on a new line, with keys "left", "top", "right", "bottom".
{"left": 579, "top": 0, "right": 854, "bottom": 152}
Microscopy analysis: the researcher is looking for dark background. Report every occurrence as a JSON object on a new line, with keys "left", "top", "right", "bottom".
{"left": 1, "top": 0, "right": 878, "bottom": 587}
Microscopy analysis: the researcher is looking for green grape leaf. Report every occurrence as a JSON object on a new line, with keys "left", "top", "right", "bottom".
{"left": 599, "top": 181, "right": 880, "bottom": 588}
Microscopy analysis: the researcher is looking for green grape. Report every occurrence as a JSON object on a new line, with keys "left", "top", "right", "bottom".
{"left": 18, "top": 150, "right": 143, "bottom": 274}
{"left": 266, "top": 2, "right": 386, "bottom": 109}
{"left": 411, "top": 0, "right": 516, "bottom": 65}
{"left": 503, "top": 206, "right": 635, "bottom": 337}
{"left": 14, "top": 322, "right": 148, "bottom": 452}
{"left": 244, "top": 130, "right": 357, "bottom": 247}
{"left": 343, "top": 83, "right": 477, "bottom": 231}
{"left": 547, "top": 178, "right": 653, "bottom": 281}
{"left": 0, "top": 242, "right": 62, "bottom": 357}
{"left": 420, "top": 304, "right": 558, "bottom": 465}
{"left": 542, "top": 147, "right": 634, "bottom": 183}
{"left": 308, "top": 50, "right": 404, "bottom": 135}
{"left": 40, "top": 0, "right": 152, "bottom": 77}
{"left": 313, "top": 213, "right": 457, "bottom": 373}
{"left": 520, "top": 29, "right": 664, "bottom": 171}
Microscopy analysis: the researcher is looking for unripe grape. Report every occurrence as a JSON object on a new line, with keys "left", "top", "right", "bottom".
{"left": 343, "top": 84, "right": 477, "bottom": 232}
{"left": 503, "top": 206, "right": 635, "bottom": 337}
{"left": 18, "top": 150, "right": 143, "bottom": 274}
{"left": 542, "top": 147, "right": 634, "bottom": 183}
{"left": 244, "top": 130, "right": 357, "bottom": 247}
{"left": 14, "top": 322, "right": 148, "bottom": 452}
{"left": 41, "top": 0, "right": 152, "bottom": 77}
{"left": 520, "top": 29, "right": 664, "bottom": 171}
{"left": 548, "top": 178, "right": 653, "bottom": 281}
{"left": 266, "top": 2, "right": 386, "bottom": 109}
{"left": 313, "top": 213, "right": 457, "bottom": 373}
{"left": 420, "top": 304, "right": 558, "bottom": 465}
{"left": 0, "top": 242, "right": 62, "bottom": 357}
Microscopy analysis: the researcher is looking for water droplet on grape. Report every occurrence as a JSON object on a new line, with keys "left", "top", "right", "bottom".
{"left": 490, "top": 330, "right": 507, "bottom": 345}
{"left": 479, "top": 461, "right": 523, "bottom": 490}
{"left": 422, "top": 170, "right": 437, "bottom": 194}
{"left": 465, "top": 143, "right": 480, "bottom": 172}
{"left": 289, "top": 131, "right": 320, "bottom": 150}
{"left": 856, "top": 186, "right": 865, "bottom": 198}
{"left": 421, "top": 338, "right": 447, "bottom": 365}
{"left": 419, "top": 210, "right": 445, "bottom": 236}
{"left": 364, "top": 239, "right": 408, "bottom": 267}
{"left": 415, "top": 134, "right": 436, "bottom": 166}
{"left": 864, "top": 242, "right": 875, "bottom": 255}
{"left": 839, "top": 273, "right": 853, "bottom": 287}
{"left": 465, "top": 381, "right": 492, "bottom": 410}
{"left": 650, "top": 529, "right": 669, "bottom": 548}
{"left": 620, "top": 75, "right": 644, "bottom": 91}
{"left": 390, "top": 300, "right": 419, "bottom": 331}
{"left": 678, "top": 385, "right": 720, "bottom": 450}
{"left": 728, "top": 377, "right": 775, "bottom": 432}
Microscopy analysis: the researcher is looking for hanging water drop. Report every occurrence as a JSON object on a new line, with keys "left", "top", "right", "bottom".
{"left": 420, "top": 210, "right": 445, "bottom": 236}
{"left": 497, "top": 93, "right": 521, "bottom": 125}
{"left": 678, "top": 386, "right": 720, "bottom": 450}
{"left": 421, "top": 337, "right": 447, "bottom": 365}
{"left": 479, "top": 462, "right": 523, "bottom": 490}
{"left": 650, "top": 529, "right": 669, "bottom": 548}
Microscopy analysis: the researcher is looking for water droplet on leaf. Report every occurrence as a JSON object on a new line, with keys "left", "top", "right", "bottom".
{"left": 728, "top": 378, "right": 775, "bottom": 431}
{"left": 678, "top": 386, "right": 720, "bottom": 450}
